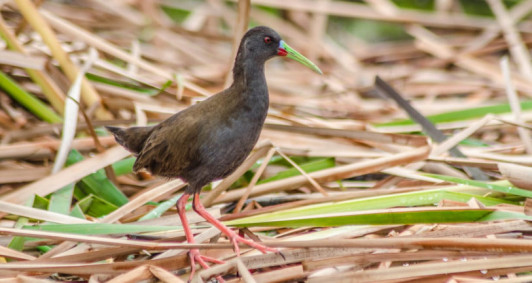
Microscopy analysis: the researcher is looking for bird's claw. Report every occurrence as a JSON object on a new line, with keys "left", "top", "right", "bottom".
{"left": 227, "top": 231, "right": 278, "bottom": 256}
{"left": 188, "top": 249, "right": 225, "bottom": 282}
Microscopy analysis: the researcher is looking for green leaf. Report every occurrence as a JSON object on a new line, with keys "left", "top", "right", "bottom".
{"left": 69, "top": 204, "right": 86, "bottom": 219}
{"left": 86, "top": 73, "right": 158, "bottom": 95}
{"left": 36, "top": 246, "right": 52, "bottom": 253}
{"left": 73, "top": 185, "right": 88, "bottom": 202}
{"left": 265, "top": 156, "right": 316, "bottom": 167}
{"left": 7, "top": 218, "right": 29, "bottom": 251}
{"left": 424, "top": 173, "right": 532, "bottom": 198}
{"left": 77, "top": 194, "right": 118, "bottom": 218}
{"left": 393, "top": 0, "right": 434, "bottom": 10}
{"left": 161, "top": 5, "right": 191, "bottom": 23}
{"left": 138, "top": 194, "right": 182, "bottom": 221}
{"left": 33, "top": 195, "right": 49, "bottom": 210}
{"left": 375, "top": 100, "right": 532, "bottom": 127}
{"left": 227, "top": 208, "right": 494, "bottom": 227}
{"left": 75, "top": 173, "right": 128, "bottom": 207}
{"left": 224, "top": 189, "right": 513, "bottom": 227}
{"left": 257, "top": 157, "right": 335, "bottom": 184}
{"left": 23, "top": 223, "right": 180, "bottom": 235}
{"left": 67, "top": 150, "right": 128, "bottom": 206}
{"left": 8, "top": 197, "right": 38, "bottom": 252}
{"left": 477, "top": 210, "right": 532, "bottom": 222}
{"left": 48, "top": 184, "right": 74, "bottom": 215}
{"left": 112, "top": 157, "right": 135, "bottom": 176}
{"left": 159, "top": 79, "right": 173, "bottom": 93}
{"left": 0, "top": 71, "right": 62, "bottom": 123}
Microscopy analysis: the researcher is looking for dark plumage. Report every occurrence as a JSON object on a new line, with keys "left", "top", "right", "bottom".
{"left": 107, "top": 27, "right": 280, "bottom": 192}
{"left": 106, "top": 26, "right": 321, "bottom": 279}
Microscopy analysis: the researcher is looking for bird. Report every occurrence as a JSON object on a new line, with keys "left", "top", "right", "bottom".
{"left": 106, "top": 26, "right": 322, "bottom": 280}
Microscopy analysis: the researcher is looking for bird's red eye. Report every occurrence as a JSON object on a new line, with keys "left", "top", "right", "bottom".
{"left": 264, "top": 36, "right": 272, "bottom": 44}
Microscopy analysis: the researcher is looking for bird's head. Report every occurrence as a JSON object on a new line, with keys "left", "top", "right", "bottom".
{"left": 238, "top": 26, "right": 322, "bottom": 74}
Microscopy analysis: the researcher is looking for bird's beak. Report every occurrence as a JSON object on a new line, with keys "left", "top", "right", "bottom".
{"left": 278, "top": 40, "right": 322, "bottom": 75}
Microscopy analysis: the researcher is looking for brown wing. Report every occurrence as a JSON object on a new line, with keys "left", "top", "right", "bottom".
{"left": 132, "top": 114, "right": 200, "bottom": 178}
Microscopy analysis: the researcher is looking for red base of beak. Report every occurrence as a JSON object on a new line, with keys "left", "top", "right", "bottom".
{"left": 277, "top": 48, "right": 287, "bottom": 56}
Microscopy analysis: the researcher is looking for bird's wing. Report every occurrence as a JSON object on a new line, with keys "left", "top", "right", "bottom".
{"left": 132, "top": 115, "right": 200, "bottom": 177}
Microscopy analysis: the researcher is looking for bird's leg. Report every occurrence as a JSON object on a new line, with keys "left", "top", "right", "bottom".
{"left": 192, "top": 193, "right": 278, "bottom": 256}
{"left": 177, "top": 193, "right": 224, "bottom": 281}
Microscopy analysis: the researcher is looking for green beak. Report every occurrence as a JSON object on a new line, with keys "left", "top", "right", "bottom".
{"left": 278, "top": 40, "right": 322, "bottom": 75}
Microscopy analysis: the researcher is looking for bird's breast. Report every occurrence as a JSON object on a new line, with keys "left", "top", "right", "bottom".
{"left": 200, "top": 89, "right": 268, "bottom": 164}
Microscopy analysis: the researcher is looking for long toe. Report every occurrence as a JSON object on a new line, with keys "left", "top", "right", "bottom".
{"left": 188, "top": 249, "right": 225, "bottom": 282}
{"left": 228, "top": 232, "right": 278, "bottom": 255}
{"left": 191, "top": 195, "right": 278, "bottom": 256}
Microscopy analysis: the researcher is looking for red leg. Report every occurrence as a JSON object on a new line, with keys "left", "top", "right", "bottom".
{"left": 177, "top": 193, "right": 224, "bottom": 281}
{"left": 192, "top": 193, "right": 278, "bottom": 256}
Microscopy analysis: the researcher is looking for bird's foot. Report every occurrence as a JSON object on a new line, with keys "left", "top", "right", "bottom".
{"left": 190, "top": 193, "right": 279, "bottom": 257}
{"left": 226, "top": 230, "right": 278, "bottom": 256}
{"left": 188, "top": 248, "right": 225, "bottom": 282}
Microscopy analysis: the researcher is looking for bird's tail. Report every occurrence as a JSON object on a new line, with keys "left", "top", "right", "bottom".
{"left": 105, "top": 126, "right": 153, "bottom": 155}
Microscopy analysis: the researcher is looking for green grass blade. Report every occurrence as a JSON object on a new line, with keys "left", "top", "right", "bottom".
{"left": 23, "top": 223, "right": 180, "bottom": 235}
{"left": 138, "top": 194, "right": 181, "bottom": 221}
{"left": 112, "top": 157, "right": 135, "bottom": 176}
{"left": 161, "top": 5, "right": 191, "bottom": 23}
{"left": 227, "top": 208, "right": 494, "bottom": 227}
{"left": 77, "top": 195, "right": 118, "bottom": 218}
{"left": 75, "top": 171, "right": 128, "bottom": 207}
{"left": 36, "top": 245, "right": 52, "bottom": 253}
{"left": 8, "top": 197, "right": 41, "bottom": 251}
{"left": 424, "top": 173, "right": 532, "bottom": 198}
{"left": 477, "top": 210, "right": 532, "bottom": 222}
{"left": 375, "top": 100, "right": 532, "bottom": 127}
{"left": 86, "top": 73, "right": 159, "bottom": 95}
{"left": 7, "top": 217, "right": 29, "bottom": 251}
{"left": 67, "top": 150, "right": 128, "bottom": 206}
{"left": 0, "top": 71, "right": 62, "bottom": 123}
{"left": 224, "top": 190, "right": 512, "bottom": 226}
{"left": 69, "top": 203, "right": 86, "bottom": 219}
{"left": 33, "top": 195, "right": 49, "bottom": 210}
{"left": 48, "top": 184, "right": 74, "bottom": 215}
{"left": 257, "top": 157, "right": 335, "bottom": 184}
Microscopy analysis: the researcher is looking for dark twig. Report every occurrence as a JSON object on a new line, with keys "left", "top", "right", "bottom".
{"left": 374, "top": 76, "right": 489, "bottom": 181}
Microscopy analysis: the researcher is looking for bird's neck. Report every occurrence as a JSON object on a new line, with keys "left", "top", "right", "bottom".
{"left": 227, "top": 55, "right": 269, "bottom": 126}
{"left": 231, "top": 56, "right": 268, "bottom": 100}
{"left": 233, "top": 54, "right": 265, "bottom": 80}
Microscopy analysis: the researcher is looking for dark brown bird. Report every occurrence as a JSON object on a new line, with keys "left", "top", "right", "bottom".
{"left": 106, "top": 26, "right": 321, "bottom": 279}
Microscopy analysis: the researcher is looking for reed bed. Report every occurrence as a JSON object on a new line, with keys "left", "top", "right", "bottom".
{"left": 0, "top": 0, "right": 531, "bottom": 282}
